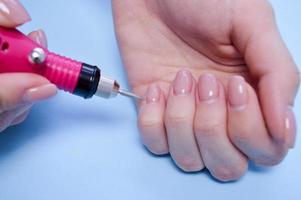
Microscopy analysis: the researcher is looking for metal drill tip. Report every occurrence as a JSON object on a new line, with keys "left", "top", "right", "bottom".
{"left": 118, "top": 89, "right": 144, "bottom": 100}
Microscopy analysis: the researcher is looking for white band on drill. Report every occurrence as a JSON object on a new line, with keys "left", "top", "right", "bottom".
{"left": 95, "top": 76, "right": 119, "bottom": 99}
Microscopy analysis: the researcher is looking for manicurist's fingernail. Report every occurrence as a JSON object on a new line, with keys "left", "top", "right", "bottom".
{"left": 30, "top": 29, "right": 48, "bottom": 48}
{"left": 23, "top": 84, "right": 57, "bottom": 102}
{"left": 0, "top": 0, "right": 31, "bottom": 25}
{"left": 173, "top": 70, "right": 193, "bottom": 96}
{"left": 146, "top": 84, "right": 160, "bottom": 104}
{"left": 198, "top": 74, "right": 219, "bottom": 103}
{"left": 285, "top": 106, "right": 297, "bottom": 148}
{"left": 228, "top": 76, "right": 248, "bottom": 110}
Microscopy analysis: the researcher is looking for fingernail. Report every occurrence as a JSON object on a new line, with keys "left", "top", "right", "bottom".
{"left": 285, "top": 106, "right": 297, "bottom": 148}
{"left": 23, "top": 84, "right": 57, "bottom": 103}
{"left": 31, "top": 29, "right": 48, "bottom": 48}
{"left": 14, "top": 103, "right": 33, "bottom": 115}
{"left": 0, "top": 0, "right": 31, "bottom": 25}
{"left": 228, "top": 76, "right": 248, "bottom": 110}
{"left": 173, "top": 70, "right": 193, "bottom": 96}
{"left": 146, "top": 84, "right": 160, "bottom": 103}
{"left": 198, "top": 74, "right": 219, "bottom": 103}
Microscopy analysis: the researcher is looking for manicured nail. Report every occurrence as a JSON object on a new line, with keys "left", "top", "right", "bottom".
{"left": 198, "top": 74, "right": 219, "bottom": 103}
{"left": 23, "top": 84, "right": 57, "bottom": 102}
{"left": 146, "top": 84, "right": 160, "bottom": 103}
{"left": 173, "top": 70, "right": 193, "bottom": 96}
{"left": 30, "top": 29, "right": 48, "bottom": 48}
{"left": 14, "top": 103, "right": 33, "bottom": 116}
{"left": 228, "top": 76, "right": 248, "bottom": 110}
{"left": 0, "top": 0, "right": 31, "bottom": 25}
{"left": 285, "top": 106, "right": 297, "bottom": 148}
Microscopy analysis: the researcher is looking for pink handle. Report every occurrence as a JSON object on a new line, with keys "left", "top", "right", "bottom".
{"left": 0, "top": 27, "right": 82, "bottom": 93}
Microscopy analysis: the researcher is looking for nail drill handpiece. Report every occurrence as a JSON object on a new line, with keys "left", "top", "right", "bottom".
{"left": 0, "top": 27, "right": 143, "bottom": 101}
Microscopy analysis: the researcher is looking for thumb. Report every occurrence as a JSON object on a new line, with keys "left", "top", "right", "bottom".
{"left": 0, "top": 73, "right": 57, "bottom": 113}
{"left": 232, "top": 1, "right": 300, "bottom": 145}
{"left": 0, "top": 28, "right": 56, "bottom": 113}
{"left": 0, "top": 0, "right": 31, "bottom": 27}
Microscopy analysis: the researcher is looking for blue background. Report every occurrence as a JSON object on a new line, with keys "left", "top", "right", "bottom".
{"left": 0, "top": 0, "right": 300, "bottom": 199}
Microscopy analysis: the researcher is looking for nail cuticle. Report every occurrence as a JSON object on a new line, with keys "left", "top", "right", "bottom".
{"left": 229, "top": 104, "right": 247, "bottom": 111}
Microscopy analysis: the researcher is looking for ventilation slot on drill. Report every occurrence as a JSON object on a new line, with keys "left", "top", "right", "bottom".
{"left": 1, "top": 42, "right": 9, "bottom": 53}
{"left": 0, "top": 37, "right": 9, "bottom": 53}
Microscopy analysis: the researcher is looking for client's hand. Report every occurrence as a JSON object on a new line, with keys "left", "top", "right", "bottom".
{"left": 113, "top": 0, "right": 300, "bottom": 181}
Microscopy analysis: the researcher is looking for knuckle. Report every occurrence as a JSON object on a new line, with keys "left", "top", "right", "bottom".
{"left": 253, "top": 149, "right": 288, "bottom": 167}
{"left": 228, "top": 130, "right": 250, "bottom": 145}
{"left": 280, "top": 69, "right": 301, "bottom": 91}
{"left": 194, "top": 122, "right": 224, "bottom": 138}
{"left": 291, "top": 70, "right": 301, "bottom": 86}
{"left": 176, "top": 156, "right": 204, "bottom": 172}
{"left": 138, "top": 115, "right": 162, "bottom": 128}
{"left": 211, "top": 163, "right": 247, "bottom": 182}
{"left": 165, "top": 114, "right": 192, "bottom": 125}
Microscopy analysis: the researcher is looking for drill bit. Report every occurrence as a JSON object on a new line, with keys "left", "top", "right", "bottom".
{"left": 118, "top": 89, "right": 144, "bottom": 100}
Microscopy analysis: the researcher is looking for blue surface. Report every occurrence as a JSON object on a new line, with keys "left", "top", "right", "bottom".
{"left": 0, "top": 0, "right": 300, "bottom": 199}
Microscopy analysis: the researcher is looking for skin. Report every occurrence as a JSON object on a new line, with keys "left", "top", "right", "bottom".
{"left": 0, "top": 0, "right": 299, "bottom": 182}
{"left": 0, "top": 0, "right": 57, "bottom": 132}
{"left": 112, "top": 0, "right": 300, "bottom": 181}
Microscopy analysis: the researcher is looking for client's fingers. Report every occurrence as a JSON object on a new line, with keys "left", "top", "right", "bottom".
{"left": 227, "top": 76, "right": 288, "bottom": 166}
{"left": 138, "top": 84, "right": 168, "bottom": 155}
{"left": 194, "top": 74, "right": 247, "bottom": 182}
{"left": 165, "top": 70, "right": 204, "bottom": 172}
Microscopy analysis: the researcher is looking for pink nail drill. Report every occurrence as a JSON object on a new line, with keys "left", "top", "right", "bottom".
{"left": 0, "top": 27, "right": 142, "bottom": 100}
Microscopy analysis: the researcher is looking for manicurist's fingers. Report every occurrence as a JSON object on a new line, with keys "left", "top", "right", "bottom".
{"left": 138, "top": 84, "right": 168, "bottom": 155}
{"left": 0, "top": 73, "right": 57, "bottom": 113}
{"left": 194, "top": 74, "right": 247, "bottom": 181}
{"left": 28, "top": 29, "right": 48, "bottom": 48}
{"left": 165, "top": 70, "right": 204, "bottom": 172}
{"left": 0, "top": 103, "right": 32, "bottom": 132}
{"left": 0, "top": 0, "right": 31, "bottom": 27}
{"left": 0, "top": 28, "right": 52, "bottom": 113}
{"left": 227, "top": 76, "right": 288, "bottom": 166}
{"left": 10, "top": 109, "right": 30, "bottom": 126}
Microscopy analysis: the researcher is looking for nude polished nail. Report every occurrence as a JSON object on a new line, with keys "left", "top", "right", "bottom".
{"left": 198, "top": 74, "right": 219, "bottom": 103}
{"left": 30, "top": 29, "right": 48, "bottom": 48}
{"left": 23, "top": 84, "right": 57, "bottom": 102}
{"left": 228, "top": 76, "right": 248, "bottom": 110}
{"left": 0, "top": 0, "right": 31, "bottom": 25}
{"left": 285, "top": 106, "right": 297, "bottom": 148}
{"left": 146, "top": 84, "right": 160, "bottom": 103}
{"left": 173, "top": 70, "right": 193, "bottom": 96}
